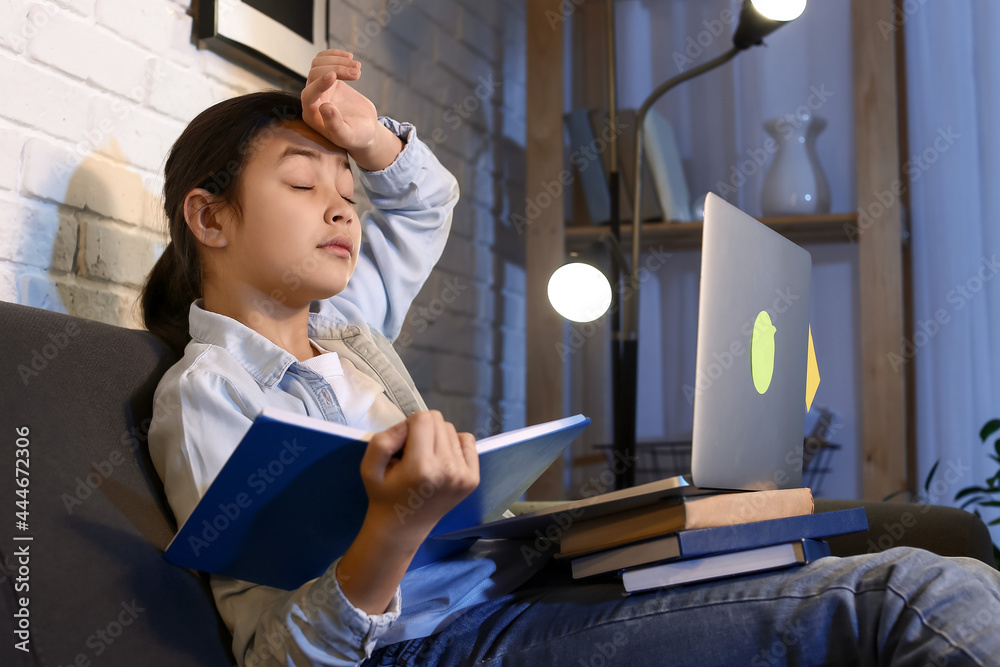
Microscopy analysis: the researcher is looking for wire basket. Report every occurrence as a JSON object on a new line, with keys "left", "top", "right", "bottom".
{"left": 594, "top": 438, "right": 840, "bottom": 493}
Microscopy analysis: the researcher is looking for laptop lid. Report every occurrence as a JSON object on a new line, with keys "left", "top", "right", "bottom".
{"left": 690, "top": 193, "right": 812, "bottom": 491}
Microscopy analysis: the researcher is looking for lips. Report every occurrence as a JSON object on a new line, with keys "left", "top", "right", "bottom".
{"left": 318, "top": 235, "right": 353, "bottom": 259}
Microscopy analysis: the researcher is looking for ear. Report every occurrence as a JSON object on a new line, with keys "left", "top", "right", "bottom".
{"left": 183, "top": 188, "right": 229, "bottom": 249}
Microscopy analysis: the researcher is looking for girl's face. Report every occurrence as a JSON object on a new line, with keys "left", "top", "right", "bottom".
{"left": 217, "top": 120, "right": 360, "bottom": 307}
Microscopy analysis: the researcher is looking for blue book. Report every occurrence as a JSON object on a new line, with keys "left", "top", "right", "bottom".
{"left": 621, "top": 539, "right": 833, "bottom": 592}
{"left": 571, "top": 508, "right": 866, "bottom": 579}
{"left": 163, "top": 407, "right": 589, "bottom": 590}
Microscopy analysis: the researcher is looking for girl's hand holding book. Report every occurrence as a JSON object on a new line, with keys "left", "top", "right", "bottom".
{"left": 360, "top": 410, "right": 480, "bottom": 544}
{"left": 300, "top": 49, "right": 404, "bottom": 172}
{"left": 336, "top": 411, "right": 479, "bottom": 614}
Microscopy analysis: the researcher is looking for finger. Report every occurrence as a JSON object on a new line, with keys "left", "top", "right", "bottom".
{"left": 319, "top": 103, "right": 347, "bottom": 138}
{"left": 403, "top": 411, "right": 435, "bottom": 463}
{"left": 429, "top": 410, "right": 448, "bottom": 458}
{"left": 311, "top": 54, "right": 360, "bottom": 69}
{"left": 305, "top": 67, "right": 345, "bottom": 93}
{"left": 361, "top": 420, "right": 408, "bottom": 484}
{"left": 302, "top": 69, "right": 338, "bottom": 105}
{"left": 457, "top": 432, "right": 480, "bottom": 480}
{"left": 308, "top": 60, "right": 360, "bottom": 82}
{"left": 312, "top": 48, "right": 353, "bottom": 62}
{"left": 443, "top": 420, "right": 462, "bottom": 467}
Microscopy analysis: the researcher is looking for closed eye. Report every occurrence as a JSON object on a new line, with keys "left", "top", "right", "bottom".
{"left": 291, "top": 185, "right": 355, "bottom": 205}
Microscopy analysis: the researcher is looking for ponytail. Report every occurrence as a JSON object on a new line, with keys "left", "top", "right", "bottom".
{"left": 140, "top": 237, "right": 201, "bottom": 357}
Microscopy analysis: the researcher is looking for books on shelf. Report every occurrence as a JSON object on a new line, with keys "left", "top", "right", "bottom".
{"left": 643, "top": 108, "right": 694, "bottom": 222}
{"left": 565, "top": 108, "right": 612, "bottom": 224}
{"left": 163, "top": 407, "right": 590, "bottom": 590}
{"left": 556, "top": 487, "right": 815, "bottom": 559}
{"left": 588, "top": 108, "right": 664, "bottom": 223}
{"left": 566, "top": 106, "right": 696, "bottom": 225}
{"left": 621, "top": 538, "right": 833, "bottom": 593}
{"left": 569, "top": 507, "right": 868, "bottom": 579}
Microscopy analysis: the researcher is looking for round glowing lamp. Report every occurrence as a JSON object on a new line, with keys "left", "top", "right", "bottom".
{"left": 547, "top": 263, "right": 613, "bottom": 323}
{"left": 750, "top": 0, "right": 807, "bottom": 22}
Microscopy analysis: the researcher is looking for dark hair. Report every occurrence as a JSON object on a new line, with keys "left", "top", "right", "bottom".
{"left": 140, "top": 90, "right": 304, "bottom": 355}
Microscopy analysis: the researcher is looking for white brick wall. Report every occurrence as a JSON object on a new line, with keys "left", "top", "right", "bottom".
{"left": 0, "top": 0, "right": 27, "bottom": 53}
{"left": 0, "top": 51, "right": 92, "bottom": 142}
{"left": 0, "top": 0, "right": 295, "bottom": 328}
{"left": 1, "top": 0, "right": 529, "bottom": 435}
{"left": 26, "top": 4, "right": 152, "bottom": 98}
{"left": 0, "top": 127, "right": 19, "bottom": 190}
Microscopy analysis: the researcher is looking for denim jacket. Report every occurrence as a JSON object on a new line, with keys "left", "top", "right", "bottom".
{"left": 148, "top": 117, "right": 547, "bottom": 667}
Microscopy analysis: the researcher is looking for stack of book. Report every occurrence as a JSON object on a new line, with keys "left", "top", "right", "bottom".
{"left": 551, "top": 487, "right": 867, "bottom": 593}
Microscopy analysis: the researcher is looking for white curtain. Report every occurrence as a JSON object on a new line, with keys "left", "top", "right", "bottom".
{"left": 905, "top": 2, "right": 1000, "bottom": 537}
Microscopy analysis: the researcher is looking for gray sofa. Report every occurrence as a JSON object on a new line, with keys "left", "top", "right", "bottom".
{"left": 0, "top": 300, "right": 994, "bottom": 666}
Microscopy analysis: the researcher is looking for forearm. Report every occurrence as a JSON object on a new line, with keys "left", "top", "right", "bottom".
{"left": 336, "top": 512, "right": 425, "bottom": 615}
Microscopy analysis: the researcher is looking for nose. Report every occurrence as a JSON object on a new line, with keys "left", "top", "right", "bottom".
{"left": 327, "top": 197, "right": 354, "bottom": 225}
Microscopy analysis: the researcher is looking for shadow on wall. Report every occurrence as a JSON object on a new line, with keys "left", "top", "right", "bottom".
{"left": 20, "top": 139, "right": 165, "bottom": 330}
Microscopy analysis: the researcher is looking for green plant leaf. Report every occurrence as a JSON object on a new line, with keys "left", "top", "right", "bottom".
{"left": 990, "top": 517, "right": 1000, "bottom": 526}
{"left": 955, "top": 486, "right": 990, "bottom": 500}
{"left": 981, "top": 418, "right": 1000, "bottom": 442}
{"left": 923, "top": 460, "right": 940, "bottom": 494}
{"left": 981, "top": 500, "right": 1000, "bottom": 508}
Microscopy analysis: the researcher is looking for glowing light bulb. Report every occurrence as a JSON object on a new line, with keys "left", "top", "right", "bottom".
{"left": 751, "top": 0, "right": 806, "bottom": 22}
{"left": 547, "top": 263, "right": 612, "bottom": 323}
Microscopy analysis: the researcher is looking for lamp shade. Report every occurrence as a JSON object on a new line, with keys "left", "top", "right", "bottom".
{"left": 733, "top": 0, "right": 806, "bottom": 50}
{"left": 547, "top": 263, "right": 613, "bottom": 323}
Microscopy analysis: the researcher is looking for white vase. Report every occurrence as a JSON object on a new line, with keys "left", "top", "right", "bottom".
{"left": 761, "top": 112, "right": 831, "bottom": 217}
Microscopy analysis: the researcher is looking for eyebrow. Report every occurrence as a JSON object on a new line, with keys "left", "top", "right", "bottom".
{"left": 275, "top": 145, "right": 350, "bottom": 169}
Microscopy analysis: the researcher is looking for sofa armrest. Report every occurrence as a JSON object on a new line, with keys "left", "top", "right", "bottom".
{"left": 507, "top": 498, "right": 996, "bottom": 566}
{"left": 816, "top": 499, "right": 995, "bottom": 565}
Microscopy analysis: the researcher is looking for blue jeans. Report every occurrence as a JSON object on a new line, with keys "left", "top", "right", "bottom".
{"left": 361, "top": 547, "right": 1000, "bottom": 666}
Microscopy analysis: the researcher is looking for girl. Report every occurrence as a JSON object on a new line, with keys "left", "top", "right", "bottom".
{"left": 144, "top": 50, "right": 1000, "bottom": 667}
{"left": 144, "top": 49, "right": 547, "bottom": 665}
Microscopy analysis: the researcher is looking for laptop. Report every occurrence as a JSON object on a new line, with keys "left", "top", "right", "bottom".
{"left": 690, "top": 192, "right": 811, "bottom": 490}
{"left": 435, "top": 193, "right": 812, "bottom": 539}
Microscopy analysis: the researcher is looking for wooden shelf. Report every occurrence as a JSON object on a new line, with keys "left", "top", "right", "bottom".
{"left": 565, "top": 213, "right": 860, "bottom": 252}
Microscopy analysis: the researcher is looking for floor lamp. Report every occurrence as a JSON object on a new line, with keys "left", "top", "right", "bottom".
{"left": 549, "top": 0, "right": 808, "bottom": 490}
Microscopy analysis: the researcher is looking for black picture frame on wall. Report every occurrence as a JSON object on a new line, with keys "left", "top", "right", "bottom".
{"left": 195, "top": 0, "right": 327, "bottom": 81}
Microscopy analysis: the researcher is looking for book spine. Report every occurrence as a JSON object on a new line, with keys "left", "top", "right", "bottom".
{"left": 622, "top": 538, "right": 829, "bottom": 593}
{"left": 683, "top": 488, "right": 814, "bottom": 530}
{"left": 558, "top": 503, "right": 686, "bottom": 557}
{"left": 676, "top": 507, "right": 867, "bottom": 557}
